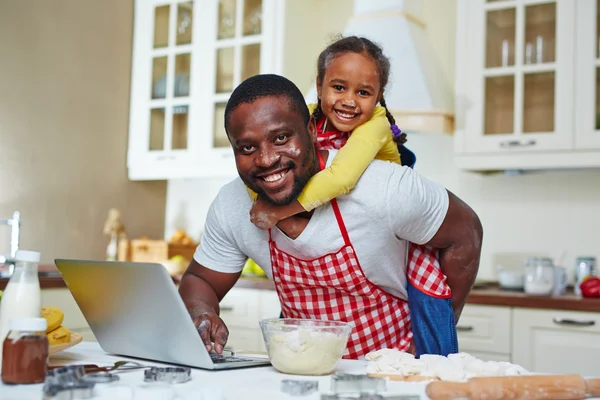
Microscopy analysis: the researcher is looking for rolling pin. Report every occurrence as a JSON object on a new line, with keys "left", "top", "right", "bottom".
{"left": 426, "top": 374, "right": 600, "bottom": 400}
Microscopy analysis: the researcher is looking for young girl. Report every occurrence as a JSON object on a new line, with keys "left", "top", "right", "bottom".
{"left": 249, "top": 36, "right": 457, "bottom": 357}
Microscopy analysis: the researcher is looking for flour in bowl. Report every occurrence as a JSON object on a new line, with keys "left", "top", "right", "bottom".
{"left": 267, "top": 329, "right": 348, "bottom": 375}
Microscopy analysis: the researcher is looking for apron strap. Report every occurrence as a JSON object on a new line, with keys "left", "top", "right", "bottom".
{"left": 317, "top": 151, "right": 351, "bottom": 246}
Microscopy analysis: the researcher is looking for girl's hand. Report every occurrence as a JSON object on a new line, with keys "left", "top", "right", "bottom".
{"left": 250, "top": 198, "right": 282, "bottom": 230}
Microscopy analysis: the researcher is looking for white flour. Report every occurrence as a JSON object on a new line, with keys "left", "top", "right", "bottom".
{"left": 267, "top": 329, "right": 347, "bottom": 375}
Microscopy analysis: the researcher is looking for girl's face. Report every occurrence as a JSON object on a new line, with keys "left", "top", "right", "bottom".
{"left": 317, "top": 52, "right": 382, "bottom": 133}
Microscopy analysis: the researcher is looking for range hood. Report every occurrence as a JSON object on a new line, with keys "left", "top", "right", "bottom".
{"left": 305, "top": 0, "right": 454, "bottom": 134}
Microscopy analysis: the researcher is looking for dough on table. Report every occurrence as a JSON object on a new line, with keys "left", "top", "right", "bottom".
{"left": 365, "top": 349, "right": 529, "bottom": 382}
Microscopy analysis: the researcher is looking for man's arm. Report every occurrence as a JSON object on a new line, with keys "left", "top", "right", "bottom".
{"left": 178, "top": 260, "right": 241, "bottom": 353}
{"left": 424, "top": 190, "right": 483, "bottom": 321}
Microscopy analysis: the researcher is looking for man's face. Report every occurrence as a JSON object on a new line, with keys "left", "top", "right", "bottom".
{"left": 227, "top": 96, "right": 318, "bottom": 206}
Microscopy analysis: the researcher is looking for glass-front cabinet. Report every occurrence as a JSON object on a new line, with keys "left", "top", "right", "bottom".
{"left": 127, "top": 0, "right": 282, "bottom": 180}
{"left": 455, "top": 0, "right": 600, "bottom": 170}
{"left": 463, "top": 0, "right": 574, "bottom": 154}
{"left": 575, "top": 0, "right": 600, "bottom": 149}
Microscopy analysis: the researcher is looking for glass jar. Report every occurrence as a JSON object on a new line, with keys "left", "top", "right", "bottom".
{"left": 1, "top": 317, "right": 49, "bottom": 384}
{"left": 524, "top": 257, "right": 555, "bottom": 296}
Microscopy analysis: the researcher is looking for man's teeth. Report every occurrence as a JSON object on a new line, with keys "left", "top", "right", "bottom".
{"left": 263, "top": 171, "right": 286, "bottom": 182}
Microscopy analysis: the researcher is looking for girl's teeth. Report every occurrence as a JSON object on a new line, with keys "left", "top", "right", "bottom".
{"left": 336, "top": 111, "right": 355, "bottom": 119}
{"left": 264, "top": 172, "right": 285, "bottom": 182}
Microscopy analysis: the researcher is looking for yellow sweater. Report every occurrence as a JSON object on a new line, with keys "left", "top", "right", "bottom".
{"left": 246, "top": 104, "right": 401, "bottom": 210}
{"left": 296, "top": 104, "right": 401, "bottom": 211}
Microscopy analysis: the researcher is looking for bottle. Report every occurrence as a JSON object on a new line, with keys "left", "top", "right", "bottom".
{"left": 1, "top": 317, "right": 49, "bottom": 384}
{"left": 0, "top": 250, "right": 42, "bottom": 365}
{"left": 574, "top": 256, "right": 597, "bottom": 296}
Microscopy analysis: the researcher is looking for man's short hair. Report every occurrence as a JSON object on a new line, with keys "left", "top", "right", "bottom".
{"left": 224, "top": 74, "right": 310, "bottom": 135}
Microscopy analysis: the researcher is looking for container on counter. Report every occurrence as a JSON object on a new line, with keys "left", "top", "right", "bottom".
{"left": 524, "top": 257, "right": 555, "bottom": 296}
{"left": 0, "top": 250, "right": 42, "bottom": 363}
{"left": 1, "top": 317, "right": 49, "bottom": 384}
{"left": 574, "top": 257, "right": 597, "bottom": 297}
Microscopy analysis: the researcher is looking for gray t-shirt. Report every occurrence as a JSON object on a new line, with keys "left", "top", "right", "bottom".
{"left": 194, "top": 150, "right": 449, "bottom": 300}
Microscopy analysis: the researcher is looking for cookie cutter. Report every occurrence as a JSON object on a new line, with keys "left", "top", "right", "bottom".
{"left": 43, "top": 381, "right": 95, "bottom": 399}
{"left": 143, "top": 366, "right": 191, "bottom": 384}
{"left": 321, "top": 395, "right": 419, "bottom": 400}
{"left": 281, "top": 379, "right": 319, "bottom": 396}
{"left": 330, "top": 373, "right": 387, "bottom": 394}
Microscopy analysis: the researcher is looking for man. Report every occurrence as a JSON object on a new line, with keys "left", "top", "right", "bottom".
{"left": 178, "top": 74, "right": 483, "bottom": 359}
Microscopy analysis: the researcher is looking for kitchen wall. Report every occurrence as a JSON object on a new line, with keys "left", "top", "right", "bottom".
{"left": 165, "top": 0, "right": 600, "bottom": 281}
{"left": 0, "top": 0, "right": 167, "bottom": 265}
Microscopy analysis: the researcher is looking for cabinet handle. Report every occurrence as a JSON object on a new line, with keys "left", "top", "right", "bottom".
{"left": 499, "top": 140, "right": 537, "bottom": 148}
{"left": 156, "top": 155, "right": 176, "bottom": 161}
{"left": 220, "top": 306, "right": 234, "bottom": 311}
{"left": 552, "top": 318, "right": 596, "bottom": 327}
{"left": 456, "top": 325, "right": 474, "bottom": 332}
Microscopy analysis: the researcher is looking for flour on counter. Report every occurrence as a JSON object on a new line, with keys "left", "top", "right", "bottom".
{"left": 267, "top": 329, "right": 348, "bottom": 375}
{"left": 365, "top": 349, "right": 529, "bottom": 382}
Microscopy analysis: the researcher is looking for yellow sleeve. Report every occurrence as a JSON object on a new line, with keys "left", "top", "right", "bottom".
{"left": 296, "top": 107, "right": 401, "bottom": 211}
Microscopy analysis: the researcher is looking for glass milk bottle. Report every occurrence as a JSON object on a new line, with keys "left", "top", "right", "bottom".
{"left": 0, "top": 250, "right": 42, "bottom": 364}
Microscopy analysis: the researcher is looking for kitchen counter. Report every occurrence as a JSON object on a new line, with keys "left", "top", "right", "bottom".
{"left": 4, "top": 266, "right": 599, "bottom": 313}
{"left": 2, "top": 342, "right": 430, "bottom": 399}
{"left": 232, "top": 277, "right": 600, "bottom": 313}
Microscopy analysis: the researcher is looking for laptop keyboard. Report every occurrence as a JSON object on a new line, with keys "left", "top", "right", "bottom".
{"left": 210, "top": 354, "right": 255, "bottom": 363}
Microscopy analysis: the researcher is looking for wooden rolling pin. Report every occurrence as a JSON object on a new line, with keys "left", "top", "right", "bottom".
{"left": 426, "top": 374, "right": 600, "bottom": 400}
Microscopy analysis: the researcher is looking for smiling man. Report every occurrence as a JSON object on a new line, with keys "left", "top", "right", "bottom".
{"left": 178, "top": 74, "right": 483, "bottom": 359}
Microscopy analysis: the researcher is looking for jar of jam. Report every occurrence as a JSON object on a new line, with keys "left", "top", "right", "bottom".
{"left": 1, "top": 317, "right": 49, "bottom": 384}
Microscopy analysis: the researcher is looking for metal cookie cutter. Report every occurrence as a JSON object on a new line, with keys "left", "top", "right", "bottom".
{"left": 43, "top": 382, "right": 96, "bottom": 399}
{"left": 331, "top": 373, "right": 387, "bottom": 394}
{"left": 143, "top": 366, "right": 191, "bottom": 384}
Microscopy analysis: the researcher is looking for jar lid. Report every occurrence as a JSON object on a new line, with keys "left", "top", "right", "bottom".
{"left": 9, "top": 317, "right": 47, "bottom": 332}
{"left": 15, "top": 250, "right": 41, "bottom": 263}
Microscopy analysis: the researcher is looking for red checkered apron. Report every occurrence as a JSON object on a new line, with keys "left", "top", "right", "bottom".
{"left": 315, "top": 119, "right": 451, "bottom": 300}
{"left": 269, "top": 153, "right": 410, "bottom": 360}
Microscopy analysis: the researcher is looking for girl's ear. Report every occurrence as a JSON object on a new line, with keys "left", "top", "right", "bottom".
{"left": 308, "top": 115, "right": 318, "bottom": 143}
{"left": 378, "top": 89, "right": 384, "bottom": 104}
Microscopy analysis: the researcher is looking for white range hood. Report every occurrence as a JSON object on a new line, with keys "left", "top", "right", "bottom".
{"left": 305, "top": 0, "right": 454, "bottom": 134}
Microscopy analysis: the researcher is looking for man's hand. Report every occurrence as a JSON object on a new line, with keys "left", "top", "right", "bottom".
{"left": 193, "top": 310, "right": 229, "bottom": 354}
{"left": 250, "top": 197, "right": 281, "bottom": 230}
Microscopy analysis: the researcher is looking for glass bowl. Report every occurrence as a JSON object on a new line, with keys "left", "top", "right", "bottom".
{"left": 259, "top": 318, "right": 352, "bottom": 376}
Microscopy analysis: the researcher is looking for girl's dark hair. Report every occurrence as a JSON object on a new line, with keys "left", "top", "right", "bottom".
{"left": 313, "top": 35, "right": 407, "bottom": 145}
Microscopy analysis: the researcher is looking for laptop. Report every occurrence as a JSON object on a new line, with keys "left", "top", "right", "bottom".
{"left": 54, "top": 258, "right": 271, "bottom": 370}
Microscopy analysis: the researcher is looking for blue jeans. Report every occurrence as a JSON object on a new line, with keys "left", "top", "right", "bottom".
{"left": 407, "top": 281, "right": 458, "bottom": 357}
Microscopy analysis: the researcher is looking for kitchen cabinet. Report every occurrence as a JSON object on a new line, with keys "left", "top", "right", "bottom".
{"left": 512, "top": 308, "right": 600, "bottom": 375}
{"left": 220, "top": 287, "right": 280, "bottom": 353}
{"left": 127, "top": 0, "right": 284, "bottom": 180}
{"left": 454, "top": 0, "right": 600, "bottom": 171}
{"left": 41, "top": 289, "right": 96, "bottom": 342}
{"left": 456, "top": 304, "right": 512, "bottom": 362}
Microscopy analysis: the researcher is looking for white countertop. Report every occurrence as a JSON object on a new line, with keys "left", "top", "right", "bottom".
{"left": 1, "top": 341, "right": 430, "bottom": 399}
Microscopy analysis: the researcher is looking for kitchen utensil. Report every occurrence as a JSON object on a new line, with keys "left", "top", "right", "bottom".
{"left": 524, "top": 257, "right": 555, "bottom": 296}
{"left": 49, "top": 332, "right": 83, "bottom": 354}
{"left": 425, "top": 374, "right": 600, "bottom": 400}
{"left": 143, "top": 366, "right": 191, "bottom": 384}
{"left": 281, "top": 379, "right": 319, "bottom": 396}
{"left": 259, "top": 318, "right": 352, "bottom": 376}
{"left": 331, "top": 372, "right": 387, "bottom": 393}
{"left": 49, "top": 360, "right": 148, "bottom": 374}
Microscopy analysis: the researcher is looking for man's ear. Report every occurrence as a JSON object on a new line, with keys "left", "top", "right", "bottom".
{"left": 308, "top": 115, "right": 317, "bottom": 144}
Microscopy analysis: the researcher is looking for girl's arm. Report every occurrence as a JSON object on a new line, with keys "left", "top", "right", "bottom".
{"left": 249, "top": 107, "right": 400, "bottom": 229}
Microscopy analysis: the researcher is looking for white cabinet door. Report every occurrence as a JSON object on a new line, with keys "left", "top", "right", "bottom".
{"left": 575, "top": 0, "right": 600, "bottom": 149}
{"left": 127, "top": 0, "right": 285, "bottom": 180}
{"left": 461, "top": 0, "right": 575, "bottom": 154}
{"left": 512, "top": 308, "right": 600, "bottom": 376}
{"left": 456, "top": 304, "right": 512, "bottom": 355}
